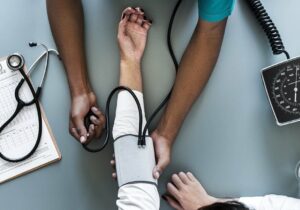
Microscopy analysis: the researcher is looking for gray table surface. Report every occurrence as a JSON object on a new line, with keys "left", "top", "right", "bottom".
{"left": 1, "top": 0, "right": 300, "bottom": 209}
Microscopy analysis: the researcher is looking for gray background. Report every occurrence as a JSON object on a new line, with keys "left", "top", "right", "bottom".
{"left": 0, "top": 0, "right": 300, "bottom": 209}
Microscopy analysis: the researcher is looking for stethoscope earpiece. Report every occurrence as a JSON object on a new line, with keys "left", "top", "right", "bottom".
{"left": 28, "top": 42, "right": 37, "bottom": 47}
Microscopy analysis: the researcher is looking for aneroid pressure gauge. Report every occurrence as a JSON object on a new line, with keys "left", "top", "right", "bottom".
{"left": 262, "top": 58, "right": 300, "bottom": 125}
{"left": 247, "top": 0, "right": 300, "bottom": 125}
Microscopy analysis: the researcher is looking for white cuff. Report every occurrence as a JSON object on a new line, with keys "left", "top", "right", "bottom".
{"left": 113, "top": 90, "right": 148, "bottom": 139}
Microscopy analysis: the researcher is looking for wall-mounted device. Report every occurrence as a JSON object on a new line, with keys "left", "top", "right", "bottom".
{"left": 262, "top": 58, "right": 300, "bottom": 125}
{"left": 247, "top": 0, "right": 300, "bottom": 126}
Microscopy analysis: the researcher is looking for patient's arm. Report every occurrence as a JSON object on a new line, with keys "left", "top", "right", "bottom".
{"left": 112, "top": 8, "right": 159, "bottom": 210}
{"left": 113, "top": 6, "right": 151, "bottom": 140}
{"left": 113, "top": 89, "right": 159, "bottom": 210}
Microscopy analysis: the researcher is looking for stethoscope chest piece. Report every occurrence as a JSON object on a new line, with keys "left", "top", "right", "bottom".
{"left": 7, "top": 53, "right": 24, "bottom": 71}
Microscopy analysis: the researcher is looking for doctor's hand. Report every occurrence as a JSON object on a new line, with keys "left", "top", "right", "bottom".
{"left": 151, "top": 130, "right": 172, "bottom": 180}
{"left": 118, "top": 7, "right": 152, "bottom": 63}
{"left": 69, "top": 92, "right": 105, "bottom": 144}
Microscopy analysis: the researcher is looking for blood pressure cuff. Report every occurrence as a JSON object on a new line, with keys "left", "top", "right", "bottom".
{"left": 113, "top": 134, "right": 157, "bottom": 187}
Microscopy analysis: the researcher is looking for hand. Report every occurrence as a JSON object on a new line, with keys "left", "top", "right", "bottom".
{"left": 118, "top": 7, "right": 152, "bottom": 63}
{"left": 151, "top": 130, "right": 172, "bottom": 179}
{"left": 69, "top": 91, "right": 105, "bottom": 144}
{"left": 110, "top": 128, "right": 173, "bottom": 181}
{"left": 163, "top": 172, "right": 217, "bottom": 210}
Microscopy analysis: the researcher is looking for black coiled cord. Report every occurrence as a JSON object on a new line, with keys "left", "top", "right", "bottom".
{"left": 246, "top": 0, "right": 290, "bottom": 59}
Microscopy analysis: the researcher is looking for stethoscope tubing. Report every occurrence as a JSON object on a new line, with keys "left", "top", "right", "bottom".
{"left": 0, "top": 66, "right": 42, "bottom": 162}
{"left": 0, "top": 46, "right": 59, "bottom": 162}
{"left": 82, "top": 86, "right": 144, "bottom": 152}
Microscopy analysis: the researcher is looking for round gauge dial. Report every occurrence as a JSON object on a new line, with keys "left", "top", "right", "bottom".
{"left": 272, "top": 64, "right": 300, "bottom": 114}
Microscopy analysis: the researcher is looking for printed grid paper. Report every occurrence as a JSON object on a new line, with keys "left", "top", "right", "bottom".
{"left": 0, "top": 57, "right": 61, "bottom": 183}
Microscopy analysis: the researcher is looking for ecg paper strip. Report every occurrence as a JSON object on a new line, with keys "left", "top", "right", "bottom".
{"left": 0, "top": 57, "right": 61, "bottom": 183}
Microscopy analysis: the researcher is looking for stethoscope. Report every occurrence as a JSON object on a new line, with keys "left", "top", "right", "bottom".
{"left": 0, "top": 43, "right": 59, "bottom": 162}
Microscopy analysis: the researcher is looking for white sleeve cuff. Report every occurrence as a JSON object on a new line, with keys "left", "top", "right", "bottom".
{"left": 117, "top": 183, "right": 160, "bottom": 210}
{"left": 113, "top": 90, "right": 147, "bottom": 139}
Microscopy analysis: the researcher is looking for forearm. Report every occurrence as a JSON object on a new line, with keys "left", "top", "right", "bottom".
{"left": 158, "top": 19, "right": 227, "bottom": 141}
{"left": 114, "top": 58, "right": 144, "bottom": 138}
{"left": 46, "top": 0, "right": 90, "bottom": 97}
{"left": 120, "top": 60, "right": 142, "bottom": 92}
{"left": 114, "top": 63, "right": 159, "bottom": 210}
{"left": 113, "top": 87, "right": 159, "bottom": 210}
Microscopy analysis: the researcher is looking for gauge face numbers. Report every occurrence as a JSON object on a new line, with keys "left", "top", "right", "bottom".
{"left": 272, "top": 64, "right": 300, "bottom": 114}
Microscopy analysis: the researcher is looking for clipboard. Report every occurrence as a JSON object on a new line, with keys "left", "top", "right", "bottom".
{"left": 0, "top": 56, "right": 61, "bottom": 184}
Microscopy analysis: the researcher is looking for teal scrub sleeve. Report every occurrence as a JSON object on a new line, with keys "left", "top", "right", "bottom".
{"left": 198, "top": 0, "right": 235, "bottom": 22}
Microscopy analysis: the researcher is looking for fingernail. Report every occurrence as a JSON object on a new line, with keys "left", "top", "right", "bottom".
{"left": 87, "top": 133, "right": 90, "bottom": 137}
{"left": 92, "top": 116, "right": 100, "bottom": 122}
{"left": 154, "top": 171, "right": 160, "bottom": 179}
{"left": 91, "top": 107, "right": 98, "bottom": 112}
{"left": 80, "top": 136, "right": 86, "bottom": 143}
{"left": 136, "top": 7, "right": 144, "bottom": 13}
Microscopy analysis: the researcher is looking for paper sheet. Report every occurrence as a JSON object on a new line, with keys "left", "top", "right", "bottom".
{"left": 0, "top": 57, "right": 61, "bottom": 183}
